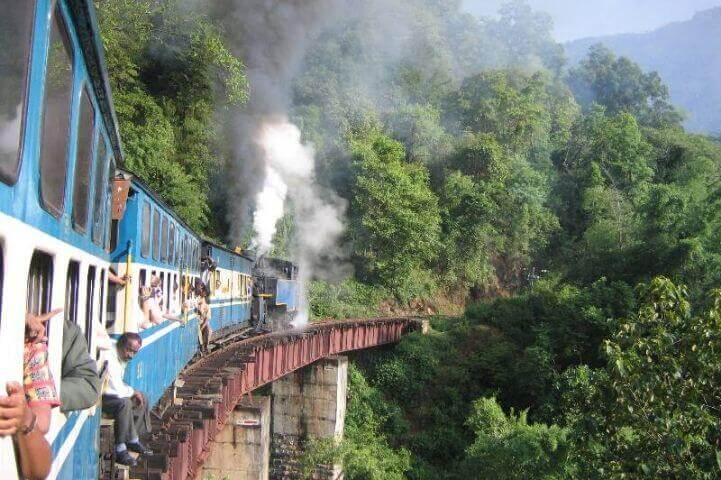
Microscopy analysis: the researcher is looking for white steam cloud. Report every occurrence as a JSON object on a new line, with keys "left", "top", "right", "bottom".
{"left": 215, "top": 0, "right": 349, "bottom": 327}
{"left": 251, "top": 119, "right": 345, "bottom": 324}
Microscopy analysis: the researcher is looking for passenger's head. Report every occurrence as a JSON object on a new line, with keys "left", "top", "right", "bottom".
{"left": 194, "top": 280, "right": 207, "bottom": 297}
{"left": 150, "top": 274, "right": 160, "bottom": 288}
{"left": 117, "top": 332, "right": 142, "bottom": 361}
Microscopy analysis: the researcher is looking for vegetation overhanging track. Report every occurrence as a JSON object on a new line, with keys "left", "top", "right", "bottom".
{"left": 129, "top": 317, "right": 422, "bottom": 480}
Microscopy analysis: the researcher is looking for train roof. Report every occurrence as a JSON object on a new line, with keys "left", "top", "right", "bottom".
{"left": 203, "top": 240, "right": 256, "bottom": 263}
{"left": 67, "top": 0, "right": 124, "bottom": 166}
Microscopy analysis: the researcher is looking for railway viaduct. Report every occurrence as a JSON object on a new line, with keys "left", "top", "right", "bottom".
{"left": 120, "top": 317, "right": 423, "bottom": 480}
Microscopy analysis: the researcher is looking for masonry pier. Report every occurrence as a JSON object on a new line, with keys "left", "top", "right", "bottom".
{"left": 201, "top": 396, "right": 272, "bottom": 480}
{"left": 271, "top": 356, "right": 348, "bottom": 480}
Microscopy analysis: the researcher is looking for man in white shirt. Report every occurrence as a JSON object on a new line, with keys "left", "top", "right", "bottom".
{"left": 101, "top": 333, "right": 152, "bottom": 467}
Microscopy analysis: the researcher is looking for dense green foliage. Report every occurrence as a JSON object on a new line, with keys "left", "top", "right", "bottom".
{"left": 96, "top": 0, "right": 247, "bottom": 234}
{"left": 99, "top": 0, "right": 721, "bottom": 477}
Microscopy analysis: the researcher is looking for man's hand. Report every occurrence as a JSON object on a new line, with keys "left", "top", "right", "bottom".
{"left": 131, "top": 391, "right": 144, "bottom": 408}
{"left": 0, "top": 382, "right": 31, "bottom": 436}
{"left": 25, "top": 308, "right": 63, "bottom": 343}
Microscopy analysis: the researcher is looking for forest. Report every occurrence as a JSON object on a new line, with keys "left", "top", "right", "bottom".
{"left": 96, "top": 0, "right": 721, "bottom": 478}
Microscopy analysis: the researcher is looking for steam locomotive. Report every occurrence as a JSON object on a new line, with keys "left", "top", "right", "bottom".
{"left": 0, "top": 1, "right": 297, "bottom": 478}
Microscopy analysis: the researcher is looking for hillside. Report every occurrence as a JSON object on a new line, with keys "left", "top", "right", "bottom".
{"left": 565, "top": 7, "right": 721, "bottom": 134}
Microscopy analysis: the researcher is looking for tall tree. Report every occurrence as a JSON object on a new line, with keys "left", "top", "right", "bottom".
{"left": 349, "top": 129, "right": 441, "bottom": 297}
{"left": 568, "top": 44, "right": 682, "bottom": 128}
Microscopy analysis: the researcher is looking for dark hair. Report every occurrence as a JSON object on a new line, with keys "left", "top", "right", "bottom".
{"left": 117, "top": 332, "right": 142, "bottom": 348}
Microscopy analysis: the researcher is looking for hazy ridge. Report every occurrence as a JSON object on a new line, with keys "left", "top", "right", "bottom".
{"left": 565, "top": 6, "right": 721, "bottom": 134}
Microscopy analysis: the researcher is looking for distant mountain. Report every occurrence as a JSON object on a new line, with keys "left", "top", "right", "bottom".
{"left": 565, "top": 7, "right": 721, "bottom": 134}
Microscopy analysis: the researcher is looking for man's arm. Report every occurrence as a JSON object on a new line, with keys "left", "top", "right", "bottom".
{"left": 0, "top": 382, "right": 51, "bottom": 480}
{"left": 60, "top": 322, "right": 101, "bottom": 412}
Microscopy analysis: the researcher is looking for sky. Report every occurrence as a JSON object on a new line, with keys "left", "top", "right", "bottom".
{"left": 462, "top": 0, "right": 721, "bottom": 42}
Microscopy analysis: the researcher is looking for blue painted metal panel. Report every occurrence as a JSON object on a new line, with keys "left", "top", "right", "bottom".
{"left": 111, "top": 184, "right": 201, "bottom": 273}
{"left": 205, "top": 243, "right": 253, "bottom": 273}
{"left": 276, "top": 279, "right": 299, "bottom": 311}
{"left": 52, "top": 411, "right": 101, "bottom": 480}
{"left": 208, "top": 302, "right": 251, "bottom": 331}
{"left": 123, "top": 318, "right": 201, "bottom": 406}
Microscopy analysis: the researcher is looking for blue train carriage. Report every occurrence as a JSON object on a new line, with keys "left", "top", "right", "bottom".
{"left": 201, "top": 242, "right": 254, "bottom": 336}
{"left": 252, "top": 257, "right": 300, "bottom": 330}
{"left": 0, "top": 0, "right": 122, "bottom": 478}
{"left": 107, "top": 168, "right": 204, "bottom": 406}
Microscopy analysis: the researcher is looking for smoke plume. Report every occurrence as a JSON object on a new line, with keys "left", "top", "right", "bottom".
{"left": 219, "top": 0, "right": 349, "bottom": 323}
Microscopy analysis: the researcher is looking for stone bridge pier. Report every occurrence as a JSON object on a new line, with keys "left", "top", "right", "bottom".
{"left": 201, "top": 356, "right": 349, "bottom": 480}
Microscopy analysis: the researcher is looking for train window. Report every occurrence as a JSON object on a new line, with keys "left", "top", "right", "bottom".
{"left": 139, "top": 269, "right": 147, "bottom": 288}
{"left": 169, "top": 224, "right": 175, "bottom": 265}
{"left": 152, "top": 209, "right": 160, "bottom": 261}
{"left": 141, "top": 201, "right": 151, "bottom": 257}
{"left": 165, "top": 273, "right": 170, "bottom": 312}
{"left": 104, "top": 156, "right": 116, "bottom": 251}
{"left": 85, "top": 266, "right": 95, "bottom": 350}
{"left": 161, "top": 216, "right": 169, "bottom": 262}
{"left": 159, "top": 272, "right": 165, "bottom": 308}
{"left": 39, "top": 5, "right": 74, "bottom": 217}
{"left": 0, "top": 0, "right": 36, "bottom": 184}
{"left": 187, "top": 238, "right": 192, "bottom": 267}
{"left": 91, "top": 136, "right": 107, "bottom": 245}
{"left": 27, "top": 251, "right": 53, "bottom": 319}
{"left": 99, "top": 269, "right": 105, "bottom": 331}
{"left": 176, "top": 234, "right": 183, "bottom": 266}
{"left": 71, "top": 87, "right": 95, "bottom": 233}
{"left": 65, "top": 261, "right": 80, "bottom": 325}
{"left": 109, "top": 219, "right": 119, "bottom": 252}
{"left": 105, "top": 269, "right": 116, "bottom": 330}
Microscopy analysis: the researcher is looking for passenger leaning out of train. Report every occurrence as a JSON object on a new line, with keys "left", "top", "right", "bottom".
{"left": 101, "top": 333, "right": 152, "bottom": 467}
{"left": 0, "top": 309, "right": 64, "bottom": 480}
{"left": 26, "top": 307, "right": 101, "bottom": 414}
{"left": 150, "top": 274, "right": 163, "bottom": 311}
{"left": 196, "top": 281, "right": 212, "bottom": 353}
{"left": 138, "top": 286, "right": 182, "bottom": 330}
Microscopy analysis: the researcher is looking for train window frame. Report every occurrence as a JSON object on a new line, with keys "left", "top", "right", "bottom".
{"left": 91, "top": 135, "right": 107, "bottom": 245}
{"left": 0, "top": 0, "right": 37, "bottom": 185}
{"left": 141, "top": 201, "right": 151, "bottom": 258}
{"left": 85, "top": 265, "right": 95, "bottom": 351}
{"left": 27, "top": 251, "right": 53, "bottom": 322}
{"left": 71, "top": 86, "right": 95, "bottom": 233}
{"left": 65, "top": 260, "right": 80, "bottom": 325}
{"left": 152, "top": 209, "right": 160, "bottom": 261}
{"left": 161, "top": 216, "right": 169, "bottom": 262}
{"left": 39, "top": 4, "right": 75, "bottom": 218}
